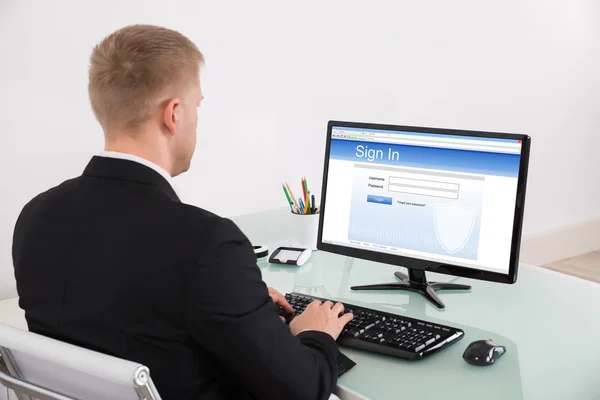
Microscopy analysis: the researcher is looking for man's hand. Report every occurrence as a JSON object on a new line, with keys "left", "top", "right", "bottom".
{"left": 268, "top": 287, "right": 294, "bottom": 322}
{"left": 289, "top": 300, "right": 353, "bottom": 340}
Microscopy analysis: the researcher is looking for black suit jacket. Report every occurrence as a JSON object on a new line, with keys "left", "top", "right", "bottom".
{"left": 12, "top": 156, "right": 340, "bottom": 400}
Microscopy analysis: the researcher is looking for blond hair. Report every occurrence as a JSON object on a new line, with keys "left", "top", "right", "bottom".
{"left": 88, "top": 24, "right": 204, "bottom": 131}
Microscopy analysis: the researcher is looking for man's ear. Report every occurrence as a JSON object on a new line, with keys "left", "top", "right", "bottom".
{"left": 162, "top": 98, "right": 181, "bottom": 136}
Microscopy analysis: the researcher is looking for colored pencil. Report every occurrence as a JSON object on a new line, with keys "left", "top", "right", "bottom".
{"left": 282, "top": 184, "right": 294, "bottom": 212}
{"left": 301, "top": 178, "right": 307, "bottom": 208}
{"left": 285, "top": 182, "right": 300, "bottom": 213}
{"left": 303, "top": 178, "right": 309, "bottom": 213}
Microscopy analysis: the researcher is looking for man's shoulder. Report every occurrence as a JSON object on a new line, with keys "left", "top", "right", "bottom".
{"left": 162, "top": 203, "right": 254, "bottom": 268}
{"left": 19, "top": 177, "right": 81, "bottom": 215}
{"left": 18, "top": 175, "right": 249, "bottom": 247}
{"left": 174, "top": 203, "right": 246, "bottom": 241}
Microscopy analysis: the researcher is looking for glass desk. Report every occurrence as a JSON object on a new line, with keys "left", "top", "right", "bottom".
{"left": 233, "top": 208, "right": 600, "bottom": 400}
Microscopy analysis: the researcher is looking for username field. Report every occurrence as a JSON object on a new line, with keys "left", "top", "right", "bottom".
{"left": 388, "top": 176, "right": 459, "bottom": 191}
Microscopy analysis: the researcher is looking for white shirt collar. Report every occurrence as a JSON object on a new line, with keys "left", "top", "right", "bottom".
{"left": 97, "top": 151, "right": 180, "bottom": 198}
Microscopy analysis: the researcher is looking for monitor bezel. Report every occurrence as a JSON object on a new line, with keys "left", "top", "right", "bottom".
{"left": 317, "top": 120, "right": 531, "bottom": 285}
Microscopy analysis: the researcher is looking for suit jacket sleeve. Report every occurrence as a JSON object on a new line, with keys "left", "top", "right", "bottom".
{"left": 184, "top": 217, "right": 339, "bottom": 400}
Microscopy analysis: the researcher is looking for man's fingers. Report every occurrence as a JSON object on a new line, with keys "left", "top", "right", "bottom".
{"left": 308, "top": 300, "right": 322, "bottom": 308}
{"left": 332, "top": 302, "right": 345, "bottom": 316}
{"left": 339, "top": 312, "right": 354, "bottom": 325}
{"left": 279, "top": 316, "right": 286, "bottom": 323}
{"left": 274, "top": 293, "right": 294, "bottom": 313}
{"left": 268, "top": 287, "right": 294, "bottom": 313}
{"left": 280, "top": 301, "right": 294, "bottom": 314}
{"left": 322, "top": 300, "right": 334, "bottom": 309}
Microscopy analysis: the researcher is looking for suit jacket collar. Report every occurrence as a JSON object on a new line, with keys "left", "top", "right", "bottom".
{"left": 83, "top": 156, "right": 181, "bottom": 202}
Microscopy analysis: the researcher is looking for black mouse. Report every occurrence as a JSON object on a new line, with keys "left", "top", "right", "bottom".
{"left": 463, "top": 339, "right": 506, "bottom": 366}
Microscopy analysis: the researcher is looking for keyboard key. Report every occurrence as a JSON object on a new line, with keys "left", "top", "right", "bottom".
{"left": 345, "top": 329, "right": 359, "bottom": 338}
{"left": 400, "top": 342, "right": 412, "bottom": 350}
{"left": 425, "top": 338, "right": 436, "bottom": 346}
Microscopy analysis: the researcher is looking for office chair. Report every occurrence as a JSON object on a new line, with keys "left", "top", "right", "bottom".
{"left": 0, "top": 323, "right": 161, "bottom": 400}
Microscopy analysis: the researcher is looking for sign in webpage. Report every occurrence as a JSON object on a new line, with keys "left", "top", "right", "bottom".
{"left": 321, "top": 128, "right": 522, "bottom": 273}
{"left": 348, "top": 165, "right": 483, "bottom": 260}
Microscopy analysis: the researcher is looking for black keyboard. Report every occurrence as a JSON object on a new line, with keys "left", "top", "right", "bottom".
{"left": 281, "top": 292, "right": 464, "bottom": 360}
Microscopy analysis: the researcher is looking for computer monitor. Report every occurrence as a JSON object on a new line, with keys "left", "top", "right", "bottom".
{"left": 317, "top": 120, "right": 530, "bottom": 308}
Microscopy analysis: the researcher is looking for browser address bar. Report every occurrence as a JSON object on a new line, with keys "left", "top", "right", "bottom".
{"left": 332, "top": 130, "right": 519, "bottom": 149}
{"left": 333, "top": 135, "right": 520, "bottom": 154}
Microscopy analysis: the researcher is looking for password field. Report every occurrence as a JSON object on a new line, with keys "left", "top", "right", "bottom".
{"left": 388, "top": 185, "right": 459, "bottom": 199}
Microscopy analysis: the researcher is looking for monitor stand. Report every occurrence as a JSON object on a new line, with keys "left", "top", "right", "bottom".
{"left": 350, "top": 268, "right": 471, "bottom": 309}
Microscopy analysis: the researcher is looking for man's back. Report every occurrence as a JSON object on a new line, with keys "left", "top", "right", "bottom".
{"left": 12, "top": 156, "right": 340, "bottom": 399}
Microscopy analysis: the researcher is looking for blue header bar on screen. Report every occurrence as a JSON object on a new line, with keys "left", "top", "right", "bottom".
{"left": 329, "top": 139, "right": 520, "bottom": 177}
{"left": 332, "top": 126, "right": 520, "bottom": 144}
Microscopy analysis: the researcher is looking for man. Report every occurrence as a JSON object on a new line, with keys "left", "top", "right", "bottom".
{"left": 12, "top": 24, "right": 352, "bottom": 400}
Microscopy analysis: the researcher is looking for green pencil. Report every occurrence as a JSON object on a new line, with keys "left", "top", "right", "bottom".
{"left": 282, "top": 184, "right": 294, "bottom": 212}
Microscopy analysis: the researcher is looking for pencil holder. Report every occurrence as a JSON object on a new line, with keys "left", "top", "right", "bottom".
{"left": 292, "top": 212, "right": 320, "bottom": 250}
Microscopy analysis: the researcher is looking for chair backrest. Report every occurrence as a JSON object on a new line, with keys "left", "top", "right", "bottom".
{"left": 0, "top": 323, "right": 161, "bottom": 400}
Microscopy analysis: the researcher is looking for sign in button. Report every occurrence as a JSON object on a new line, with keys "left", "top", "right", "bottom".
{"left": 367, "top": 195, "right": 393, "bottom": 205}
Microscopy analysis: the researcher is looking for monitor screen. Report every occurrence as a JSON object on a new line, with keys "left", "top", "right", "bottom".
{"left": 318, "top": 121, "right": 530, "bottom": 283}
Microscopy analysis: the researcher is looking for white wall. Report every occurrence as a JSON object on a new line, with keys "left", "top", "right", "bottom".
{"left": 1, "top": 0, "right": 599, "bottom": 299}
